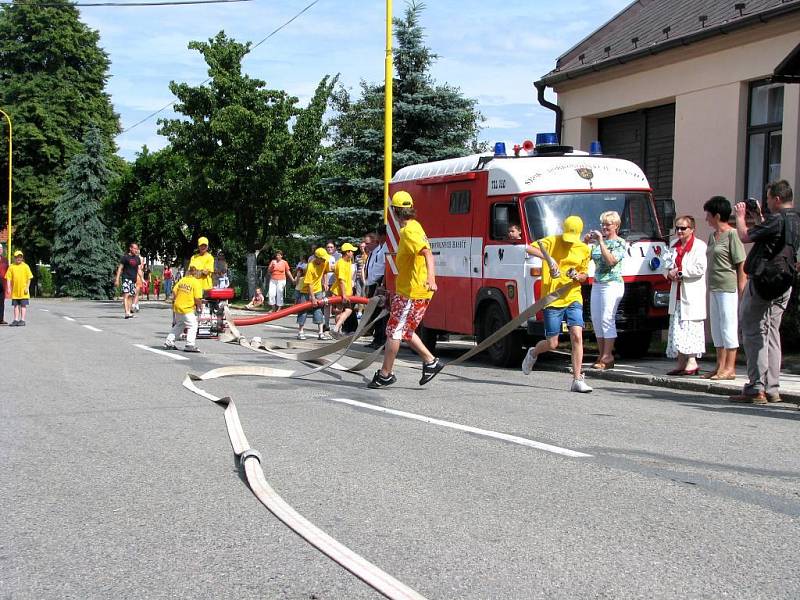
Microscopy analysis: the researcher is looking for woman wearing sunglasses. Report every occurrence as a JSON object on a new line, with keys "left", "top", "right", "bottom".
{"left": 665, "top": 215, "right": 708, "bottom": 375}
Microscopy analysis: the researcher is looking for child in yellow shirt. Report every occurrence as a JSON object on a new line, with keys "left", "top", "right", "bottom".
{"left": 164, "top": 266, "right": 204, "bottom": 352}
{"left": 5, "top": 251, "right": 34, "bottom": 327}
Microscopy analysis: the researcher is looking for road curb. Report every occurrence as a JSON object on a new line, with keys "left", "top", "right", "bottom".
{"left": 548, "top": 365, "right": 800, "bottom": 405}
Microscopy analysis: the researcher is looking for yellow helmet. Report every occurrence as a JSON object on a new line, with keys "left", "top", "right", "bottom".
{"left": 391, "top": 190, "right": 414, "bottom": 208}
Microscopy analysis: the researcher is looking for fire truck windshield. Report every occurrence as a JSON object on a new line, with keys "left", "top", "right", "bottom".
{"left": 524, "top": 192, "right": 662, "bottom": 242}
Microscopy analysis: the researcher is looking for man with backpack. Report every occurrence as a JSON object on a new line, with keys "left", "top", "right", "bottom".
{"left": 731, "top": 180, "right": 798, "bottom": 405}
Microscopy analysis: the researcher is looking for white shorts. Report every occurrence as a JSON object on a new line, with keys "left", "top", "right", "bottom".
{"left": 709, "top": 290, "right": 739, "bottom": 349}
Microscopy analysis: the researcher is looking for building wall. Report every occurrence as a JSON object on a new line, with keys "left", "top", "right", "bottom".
{"left": 554, "top": 14, "right": 800, "bottom": 238}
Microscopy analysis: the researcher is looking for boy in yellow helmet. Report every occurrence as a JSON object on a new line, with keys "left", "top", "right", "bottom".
{"left": 189, "top": 236, "right": 215, "bottom": 291}
{"left": 368, "top": 191, "right": 442, "bottom": 388}
{"left": 5, "top": 250, "right": 34, "bottom": 326}
{"left": 297, "top": 247, "right": 331, "bottom": 340}
{"left": 331, "top": 242, "right": 357, "bottom": 337}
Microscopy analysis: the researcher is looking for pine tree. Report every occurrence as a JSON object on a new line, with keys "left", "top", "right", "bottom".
{"left": 320, "top": 1, "right": 482, "bottom": 237}
{"left": 0, "top": 0, "right": 120, "bottom": 264}
{"left": 51, "top": 128, "right": 119, "bottom": 299}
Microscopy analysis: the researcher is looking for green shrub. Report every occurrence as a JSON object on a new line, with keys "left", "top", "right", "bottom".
{"left": 37, "top": 264, "right": 54, "bottom": 297}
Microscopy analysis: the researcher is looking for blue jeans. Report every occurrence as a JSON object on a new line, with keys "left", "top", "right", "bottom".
{"left": 296, "top": 292, "right": 324, "bottom": 327}
{"left": 543, "top": 302, "right": 584, "bottom": 338}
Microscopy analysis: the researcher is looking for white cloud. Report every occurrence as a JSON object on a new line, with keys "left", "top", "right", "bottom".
{"left": 482, "top": 116, "right": 521, "bottom": 129}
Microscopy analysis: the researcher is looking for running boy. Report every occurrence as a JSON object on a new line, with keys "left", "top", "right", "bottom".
{"left": 5, "top": 250, "right": 33, "bottom": 327}
{"left": 522, "top": 215, "right": 593, "bottom": 393}
{"left": 164, "top": 266, "right": 203, "bottom": 353}
{"left": 368, "top": 191, "right": 442, "bottom": 388}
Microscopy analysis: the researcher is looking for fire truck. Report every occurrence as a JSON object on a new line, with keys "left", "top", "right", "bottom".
{"left": 386, "top": 138, "right": 674, "bottom": 366}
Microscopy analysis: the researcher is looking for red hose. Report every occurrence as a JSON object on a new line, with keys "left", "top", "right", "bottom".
{"left": 232, "top": 296, "right": 371, "bottom": 327}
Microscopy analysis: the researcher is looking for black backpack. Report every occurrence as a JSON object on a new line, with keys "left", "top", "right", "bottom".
{"left": 751, "top": 212, "right": 799, "bottom": 301}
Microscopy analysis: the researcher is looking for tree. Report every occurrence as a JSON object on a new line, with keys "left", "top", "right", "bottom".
{"left": 0, "top": 0, "right": 120, "bottom": 265}
{"left": 51, "top": 128, "right": 119, "bottom": 299}
{"left": 320, "top": 0, "right": 483, "bottom": 237}
{"left": 155, "top": 32, "right": 336, "bottom": 296}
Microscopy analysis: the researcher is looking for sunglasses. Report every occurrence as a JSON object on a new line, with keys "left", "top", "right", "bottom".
{"left": 675, "top": 226, "right": 691, "bottom": 231}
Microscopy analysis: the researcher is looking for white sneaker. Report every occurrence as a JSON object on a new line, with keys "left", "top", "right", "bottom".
{"left": 296, "top": 332, "right": 306, "bottom": 340}
{"left": 318, "top": 332, "right": 333, "bottom": 341}
{"left": 521, "top": 348, "right": 537, "bottom": 375}
{"left": 570, "top": 377, "right": 593, "bottom": 393}
{"left": 164, "top": 341, "right": 177, "bottom": 350}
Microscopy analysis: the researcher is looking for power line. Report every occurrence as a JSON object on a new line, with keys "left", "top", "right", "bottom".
{"left": 1, "top": 0, "right": 252, "bottom": 5}
{"left": 122, "top": 0, "right": 321, "bottom": 134}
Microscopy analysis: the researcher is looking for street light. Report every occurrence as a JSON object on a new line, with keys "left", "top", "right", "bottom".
{"left": 0, "top": 108, "right": 11, "bottom": 256}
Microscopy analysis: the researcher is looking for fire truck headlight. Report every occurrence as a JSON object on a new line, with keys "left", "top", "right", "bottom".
{"left": 652, "top": 290, "right": 670, "bottom": 308}
{"left": 530, "top": 267, "right": 542, "bottom": 277}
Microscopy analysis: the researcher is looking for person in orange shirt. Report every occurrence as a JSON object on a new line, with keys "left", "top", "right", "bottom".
{"left": 267, "top": 250, "right": 295, "bottom": 312}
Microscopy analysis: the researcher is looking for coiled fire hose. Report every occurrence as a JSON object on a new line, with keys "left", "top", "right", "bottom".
{"left": 186, "top": 287, "right": 569, "bottom": 599}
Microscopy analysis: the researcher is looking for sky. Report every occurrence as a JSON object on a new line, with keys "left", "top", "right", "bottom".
{"left": 77, "top": 0, "right": 633, "bottom": 161}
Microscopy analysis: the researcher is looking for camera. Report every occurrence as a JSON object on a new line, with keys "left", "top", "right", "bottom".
{"left": 744, "top": 197, "right": 761, "bottom": 213}
{"left": 566, "top": 268, "right": 577, "bottom": 279}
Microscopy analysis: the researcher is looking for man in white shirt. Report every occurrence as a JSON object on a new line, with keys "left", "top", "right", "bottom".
{"left": 365, "top": 225, "right": 388, "bottom": 348}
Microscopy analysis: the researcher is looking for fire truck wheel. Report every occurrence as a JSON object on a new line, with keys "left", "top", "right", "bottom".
{"left": 478, "top": 301, "right": 524, "bottom": 367}
{"left": 615, "top": 331, "right": 653, "bottom": 359}
{"left": 417, "top": 323, "right": 438, "bottom": 354}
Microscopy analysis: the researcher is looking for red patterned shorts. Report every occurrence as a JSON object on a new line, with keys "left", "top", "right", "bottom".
{"left": 386, "top": 294, "right": 430, "bottom": 342}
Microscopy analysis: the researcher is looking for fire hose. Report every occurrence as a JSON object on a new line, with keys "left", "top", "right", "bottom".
{"left": 231, "top": 295, "right": 371, "bottom": 327}
{"left": 185, "top": 286, "right": 570, "bottom": 599}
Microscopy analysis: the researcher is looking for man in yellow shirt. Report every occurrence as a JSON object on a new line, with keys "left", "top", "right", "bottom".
{"left": 522, "top": 215, "right": 592, "bottom": 393}
{"left": 164, "top": 266, "right": 204, "bottom": 352}
{"left": 331, "top": 242, "right": 357, "bottom": 337}
{"left": 369, "top": 191, "right": 441, "bottom": 389}
{"left": 5, "top": 250, "right": 34, "bottom": 327}
{"left": 189, "top": 236, "right": 215, "bottom": 291}
{"left": 297, "top": 247, "right": 331, "bottom": 340}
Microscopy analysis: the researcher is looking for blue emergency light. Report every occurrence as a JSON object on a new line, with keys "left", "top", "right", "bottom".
{"left": 493, "top": 142, "right": 507, "bottom": 156}
{"left": 535, "top": 133, "right": 558, "bottom": 145}
{"left": 590, "top": 141, "right": 603, "bottom": 155}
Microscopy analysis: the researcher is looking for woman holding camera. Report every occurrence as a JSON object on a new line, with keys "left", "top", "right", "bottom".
{"left": 585, "top": 211, "right": 627, "bottom": 369}
{"left": 665, "top": 215, "right": 707, "bottom": 375}
{"left": 703, "top": 196, "right": 746, "bottom": 380}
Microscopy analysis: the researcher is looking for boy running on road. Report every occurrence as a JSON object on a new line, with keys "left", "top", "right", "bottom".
{"left": 522, "top": 215, "right": 593, "bottom": 393}
{"left": 368, "top": 191, "right": 442, "bottom": 388}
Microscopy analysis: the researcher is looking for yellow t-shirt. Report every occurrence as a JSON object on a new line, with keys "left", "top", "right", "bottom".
{"left": 172, "top": 275, "right": 204, "bottom": 314}
{"left": 303, "top": 259, "right": 329, "bottom": 295}
{"left": 331, "top": 258, "right": 353, "bottom": 296}
{"left": 5, "top": 262, "right": 34, "bottom": 299}
{"left": 534, "top": 236, "right": 591, "bottom": 308}
{"left": 396, "top": 219, "right": 433, "bottom": 300}
{"left": 188, "top": 252, "right": 215, "bottom": 290}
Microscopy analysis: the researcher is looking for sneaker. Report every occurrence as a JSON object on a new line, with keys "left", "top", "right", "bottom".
{"left": 419, "top": 358, "right": 444, "bottom": 386}
{"left": 521, "top": 348, "right": 537, "bottom": 375}
{"left": 133, "top": 304, "right": 140, "bottom": 312}
{"left": 183, "top": 345, "right": 200, "bottom": 353}
{"left": 124, "top": 314, "right": 133, "bottom": 319}
{"left": 368, "top": 370, "right": 397, "bottom": 389}
{"left": 18, "top": 320, "right": 25, "bottom": 327}
{"left": 164, "top": 341, "right": 177, "bottom": 350}
{"left": 570, "top": 377, "right": 593, "bottom": 393}
{"left": 296, "top": 332, "right": 307, "bottom": 340}
{"left": 9, "top": 320, "right": 18, "bottom": 327}
{"left": 318, "top": 332, "right": 332, "bottom": 341}
{"left": 0, "top": 320, "right": 7, "bottom": 325}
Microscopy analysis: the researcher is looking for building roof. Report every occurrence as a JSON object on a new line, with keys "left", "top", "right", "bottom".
{"left": 538, "top": 0, "right": 800, "bottom": 86}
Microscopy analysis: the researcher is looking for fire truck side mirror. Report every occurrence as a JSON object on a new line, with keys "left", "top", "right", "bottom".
{"left": 658, "top": 198, "right": 676, "bottom": 236}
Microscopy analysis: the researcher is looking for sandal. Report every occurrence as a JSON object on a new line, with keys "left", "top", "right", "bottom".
{"left": 592, "top": 362, "right": 605, "bottom": 370}
{"left": 702, "top": 371, "right": 718, "bottom": 379}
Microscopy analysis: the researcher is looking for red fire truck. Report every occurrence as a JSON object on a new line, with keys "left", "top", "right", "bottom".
{"left": 386, "top": 140, "right": 673, "bottom": 366}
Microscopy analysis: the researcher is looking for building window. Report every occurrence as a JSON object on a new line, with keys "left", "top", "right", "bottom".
{"left": 449, "top": 190, "right": 470, "bottom": 214}
{"left": 746, "top": 81, "right": 783, "bottom": 200}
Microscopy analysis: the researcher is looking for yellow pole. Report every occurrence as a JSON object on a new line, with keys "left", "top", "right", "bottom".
{"left": 383, "top": 0, "right": 393, "bottom": 222}
{"left": 0, "top": 109, "right": 10, "bottom": 256}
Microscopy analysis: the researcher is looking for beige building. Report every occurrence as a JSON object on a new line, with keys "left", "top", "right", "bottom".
{"left": 536, "top": 0, "right": 800, "bottom": 236}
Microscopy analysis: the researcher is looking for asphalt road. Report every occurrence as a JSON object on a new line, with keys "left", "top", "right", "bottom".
{"left": 2, "top": 298, "right": 799, "bottom": 599}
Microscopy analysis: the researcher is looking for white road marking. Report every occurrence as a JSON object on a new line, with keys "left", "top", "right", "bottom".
{"left": 40, "top": 309, "right": 50, "bottom": 312}
{"left": 83, "top": 325, "right": 102, "bottom": 332}
{"left": 133, "top": 344, "right": 189, "bottom": 361}
{"left": 63, "top": 316, "right": 76, "bottom": 322}
{"left": 328, "top": 397, "right": 592, "bottom": 458}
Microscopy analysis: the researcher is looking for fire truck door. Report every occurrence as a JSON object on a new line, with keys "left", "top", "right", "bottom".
{"left": 439, "top": 182, "right": 481, "bottom": 334}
